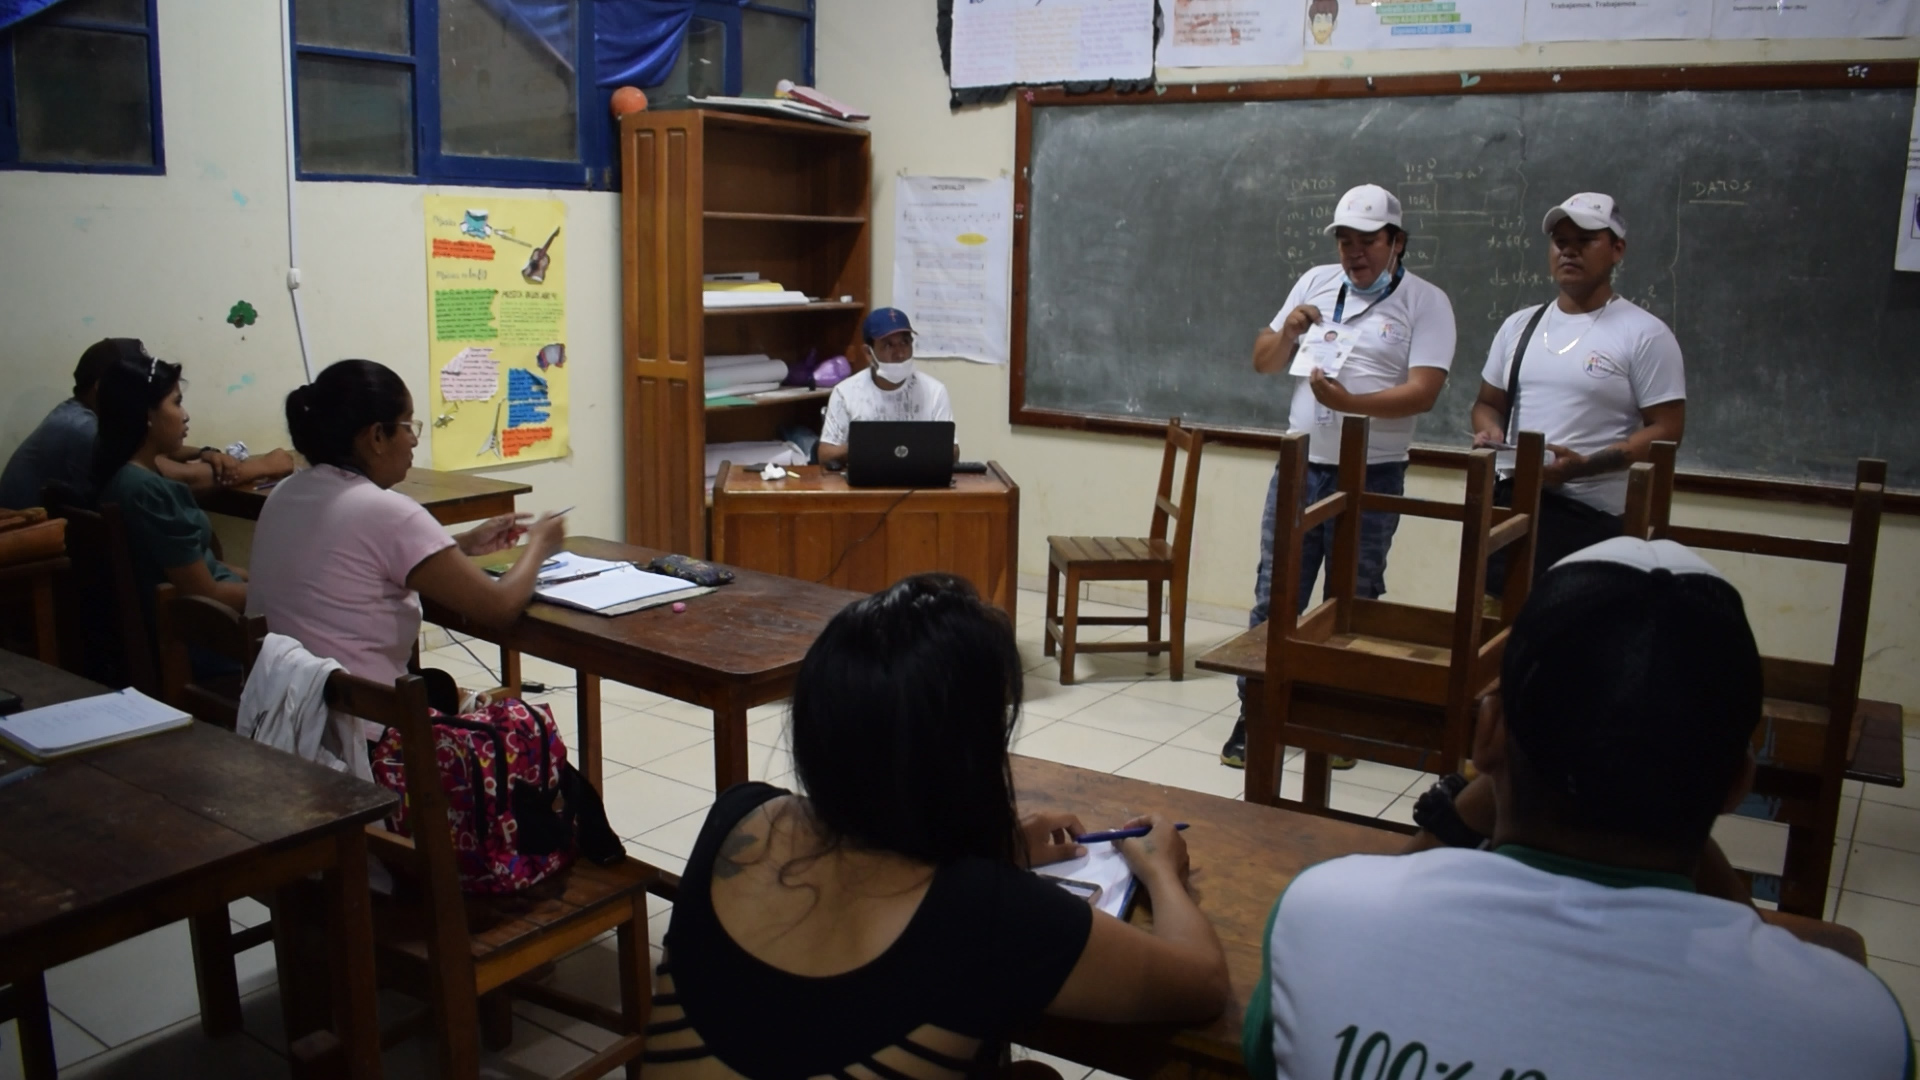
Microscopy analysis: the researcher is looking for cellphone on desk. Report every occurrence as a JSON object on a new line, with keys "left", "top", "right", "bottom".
{"left": 485, "top": 557, "right": 561, "bottom": 578}
{"left": 0, "top": 689, "right": 22, "bottom": 716}
{"left": 1054, "top": 878, "right": 1103, "bottom": 906}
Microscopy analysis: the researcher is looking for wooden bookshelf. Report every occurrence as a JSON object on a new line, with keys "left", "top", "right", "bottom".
{"left": 620, "top": 109, "right": 871, "bottom": 555}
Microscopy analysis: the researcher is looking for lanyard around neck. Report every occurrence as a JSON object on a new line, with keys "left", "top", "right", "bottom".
{"left": 1332, "top": 263, "right": 1404, "bottom": 324}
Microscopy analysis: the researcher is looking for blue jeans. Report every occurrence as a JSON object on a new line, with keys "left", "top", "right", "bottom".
{"left": 1237, "top": 460, "right": 1408, "bottom": 714}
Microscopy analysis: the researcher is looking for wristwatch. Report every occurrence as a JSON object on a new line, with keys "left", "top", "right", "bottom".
{"left": 1411, "top": 772, "right": 1487, "bottom": 849}
{"left": 197, "top": 446, "right": 220, "bottom": 461}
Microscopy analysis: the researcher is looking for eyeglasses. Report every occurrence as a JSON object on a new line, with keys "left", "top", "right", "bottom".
{"left": 404, "top": 419, "right": 425, "bottom": 438}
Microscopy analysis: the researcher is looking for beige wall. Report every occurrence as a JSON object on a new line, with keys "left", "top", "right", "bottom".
{"left": 1, "top": 0, "right": 1913, "bottom": 706}
{"left": 811, "top": 0, "right": 1920, "bottom": 708}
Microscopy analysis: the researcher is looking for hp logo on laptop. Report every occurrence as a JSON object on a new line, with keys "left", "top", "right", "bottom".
{"left": 894, "top": 445, "right": 910, "bottom": 458}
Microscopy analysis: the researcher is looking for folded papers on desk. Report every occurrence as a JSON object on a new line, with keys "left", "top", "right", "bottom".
{"left": 0, "top": 688, "right": 192, "bottom": 760}
{"left": 535, "top": 563, "right": 707, "bottom": 615}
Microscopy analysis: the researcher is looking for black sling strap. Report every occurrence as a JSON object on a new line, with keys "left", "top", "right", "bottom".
{"left": 1504, "top": 301, "right": 1554, "bottom": 443}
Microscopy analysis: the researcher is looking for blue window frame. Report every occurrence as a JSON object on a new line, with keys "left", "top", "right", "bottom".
{"left": 290, "top": 0, "right": 613, "bottom": 189}
{"left": 650, "top": 1, "right": 812, "bottom": 104}
{"left": 0, "top": 0, "right": 165, "bottom": 175}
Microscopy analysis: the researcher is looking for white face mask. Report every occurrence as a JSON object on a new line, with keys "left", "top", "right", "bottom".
{"left": 867, "top": 346, "right": 915, "bottom": 385}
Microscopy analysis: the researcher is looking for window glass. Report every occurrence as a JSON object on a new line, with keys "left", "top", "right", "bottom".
{"left": 295, "top": 0, "right": 410, "bottom": 56}
{"left": 439, "top": 0, "right": 577, "bottom": 162}
{"left": 15, "top": 24, "right": 153, "bottom": 165}
{"left": 295, "top": 55, "right": 414, "bottom": 175}
{"left": 740, "top": 11, "right": 805, "bottom": 99}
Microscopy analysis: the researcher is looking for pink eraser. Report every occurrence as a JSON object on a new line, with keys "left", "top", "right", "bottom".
{"left": 671, "top": 602, "right": 687, "bottom": 613}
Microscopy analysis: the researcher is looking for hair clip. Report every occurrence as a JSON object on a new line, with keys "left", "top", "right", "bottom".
{"left": 148, "top": 356, "right": 161, "bottom": 380}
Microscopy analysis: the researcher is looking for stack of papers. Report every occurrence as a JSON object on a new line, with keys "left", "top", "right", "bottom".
{"left": 0, "top": 688, "right": 192, "bottom": 761}
{"left": 535, "top": 563, "right": 701, "bottom": 615}
{"left": 703, "top": 289, "right": 811, "bottom": 309}
{"left": 1035, "top": 844, "right": 1137, "bottom": 920}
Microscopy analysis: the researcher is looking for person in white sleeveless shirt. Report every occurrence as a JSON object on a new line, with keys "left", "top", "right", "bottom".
{"left": 1473, "top": 193, "right": 1687, "bottom": 589}
{"left": 1247, "top": 538, "right": 1913, "bottom": 1080}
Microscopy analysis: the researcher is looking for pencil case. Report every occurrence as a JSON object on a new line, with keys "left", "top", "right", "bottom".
{"left": 647, "top": 554, "right": 734, "bottom": 588}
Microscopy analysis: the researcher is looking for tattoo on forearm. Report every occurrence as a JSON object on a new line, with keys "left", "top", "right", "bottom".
{"left": 1576, "top": 447, "right": 1630, "bottom": 479}
{"left": 713, "top": 830, "right": 758, "bottom": 879}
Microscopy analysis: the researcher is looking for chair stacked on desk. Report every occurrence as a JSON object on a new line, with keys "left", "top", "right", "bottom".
{"left": 1640, "top": 441, "right": 1892, "bottom": 918}
{"left": 1245, "top": 417, "right": 1545, "bottom": 822}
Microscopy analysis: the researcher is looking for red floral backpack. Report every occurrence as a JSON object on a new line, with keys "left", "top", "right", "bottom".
{"left": 370, "top": 698, "right": 580, "bottom": 894}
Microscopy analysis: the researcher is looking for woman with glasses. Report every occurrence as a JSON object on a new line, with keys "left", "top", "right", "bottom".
{"left": 93, "top": 348, "right": 249, "bottom": 639}
{"left": 247, "top": 359, "right": 565, "bottom": 692}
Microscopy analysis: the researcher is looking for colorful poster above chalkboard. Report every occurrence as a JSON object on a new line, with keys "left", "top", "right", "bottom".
{"left": 1303, "top": 0, "right": 1525, "bottom": 49}
{"left": 422, "top": 194, "right": 570, "bottom": 471}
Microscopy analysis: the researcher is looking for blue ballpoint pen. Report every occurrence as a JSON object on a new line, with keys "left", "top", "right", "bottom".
{"left": 1073, "top": 822, "right": 1189, "bottom": 844}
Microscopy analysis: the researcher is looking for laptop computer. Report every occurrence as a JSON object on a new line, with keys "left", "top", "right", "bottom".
{"left": 846, "top": 421, "right": 956, "bottom": 488}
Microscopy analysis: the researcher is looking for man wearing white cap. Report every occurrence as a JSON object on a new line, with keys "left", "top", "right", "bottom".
{"left": 1472, "top": 193, "right": 1686, "bottom": 585}
{"left": 1224, "top": 184, "right": 1458, "bottom": 769}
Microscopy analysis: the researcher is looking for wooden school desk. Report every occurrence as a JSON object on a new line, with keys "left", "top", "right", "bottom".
{"left": 0, "top": 650, "right": 395, "bottom": 1080}
{"left": 1010, "top": 755, "right": 1406, "bottom": 1077}
{"left": 711, "top": 462, "right": 1020, "bottom": 621}
{"left": 204, "top": 467, "right": 531, "bottom": 526}
{"left": 422, "top": 537, "right": 862, "bottom": 791}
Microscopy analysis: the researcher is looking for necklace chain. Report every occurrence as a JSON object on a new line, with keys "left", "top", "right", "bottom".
{"left": 1540, "top": 296, "right": 1615, "bottom": 355}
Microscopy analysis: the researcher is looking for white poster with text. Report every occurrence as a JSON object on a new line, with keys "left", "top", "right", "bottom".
{"left": 1710, "top": 0, "right": 1909, "bottom": 37}
{"left": 1524, "top": 0, "right": 1711, "bottom": 40}
{"left": 1896, "top": 73, "right": 1920, "bottom": 271}
{"left": 1304, "top": 0, "right": 1526, "bottom": 50}
{"left": 950, "top": 0, "right": 1155, "bottom": 89}
{"left": 892, "top": 176, "right": 1014, "bottom": 366}
{"left": 1156, "top": 0, "right": 1306, "bottom": 67}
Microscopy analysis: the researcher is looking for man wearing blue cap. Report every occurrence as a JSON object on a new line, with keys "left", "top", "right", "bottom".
{"left": 817, "top": 308, "right": 956, "bottom": 467}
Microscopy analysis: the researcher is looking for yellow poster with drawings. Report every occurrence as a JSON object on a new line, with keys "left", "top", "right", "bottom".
{"left": 423, "top": 194, "right": 569, "bottom": 470}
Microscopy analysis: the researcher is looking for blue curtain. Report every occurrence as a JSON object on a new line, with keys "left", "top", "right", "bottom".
{"left": 0, "top": 0, "right": 68, "bottom": 32}
{"left": 479, "top": 0, "right": 694, "bottom": 88}
{"left": 592, "top": 0, "right": 694, "bottom": 88}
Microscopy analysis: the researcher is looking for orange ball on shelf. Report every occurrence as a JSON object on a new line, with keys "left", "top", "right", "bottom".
{"left": 610, "top": 86, "right": 648, "bottom": 118}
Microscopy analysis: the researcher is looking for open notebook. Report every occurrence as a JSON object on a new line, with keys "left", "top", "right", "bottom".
{"left": 0, "top": 688, "right": 192, "bottom": 761}
{"left": 1035, "top": 844, "right": 1137, "bottom": 920}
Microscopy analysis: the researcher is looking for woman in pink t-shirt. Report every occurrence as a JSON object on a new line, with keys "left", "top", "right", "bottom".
{"left": 247, "top": 360, "right": 565, "bottom": 687}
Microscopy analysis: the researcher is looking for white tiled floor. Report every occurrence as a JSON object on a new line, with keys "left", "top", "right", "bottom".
{"left": 9, "top": 590, "right": 1918, "bottom": 1079}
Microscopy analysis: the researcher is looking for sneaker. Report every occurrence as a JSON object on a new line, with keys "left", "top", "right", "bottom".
{"left": 1220, "top": 718, "right": 1247, "bottom": 768}
{"left": 1331, "top": 755, "right": 1357, "bottom": 770}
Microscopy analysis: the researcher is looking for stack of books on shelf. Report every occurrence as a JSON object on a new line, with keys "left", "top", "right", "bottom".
{"left": 703, "top": 273, "right": 809, "bottom": 309}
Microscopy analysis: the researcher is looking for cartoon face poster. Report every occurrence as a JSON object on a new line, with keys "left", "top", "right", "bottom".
{"left": 1303, "top": 0, "right": 1524, "bottom": 49}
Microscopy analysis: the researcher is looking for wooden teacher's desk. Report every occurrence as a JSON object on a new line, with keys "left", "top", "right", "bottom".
{"left": 0, "top": 650, "right": 396, "bottom": 1080}
{"left": 1010, "top": 755, "right": 1405, "bottom": 1077}
{"left": 424, "top": 537, "right": 862, "bottom": 792}
{"left": 711, "top": 462, "right": 1020, "bottom": 622}
{"left": 205, "top": 467, "right": 531, "bottom": 526}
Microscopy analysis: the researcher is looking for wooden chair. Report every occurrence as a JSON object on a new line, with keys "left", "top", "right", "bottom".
{"left": 338, "top": 670, "right": 659, "bottom": 1079}
{"left": 45, "top": 500, "right": 156, "bottom": 695}
{"left": 1644, "top": 441, "right": 1889, "bottom": 918}
{"left": 153, "top": 587, "right": 275, "bottom": 1038}
{"left": 1044, "top": 419, "right": 1205, "bottom": 684}
{"left": 1248, "top": 417, "right": 1546, "bottom": 822}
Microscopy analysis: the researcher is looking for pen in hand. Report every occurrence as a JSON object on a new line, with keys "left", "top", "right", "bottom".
{"left": 1073, "top": 822, "right": 1189, "bottom": 844}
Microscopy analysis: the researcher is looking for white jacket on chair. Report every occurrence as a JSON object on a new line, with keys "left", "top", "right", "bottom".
{"left": 236, "top": 633, "right": 371, "bottom": 781}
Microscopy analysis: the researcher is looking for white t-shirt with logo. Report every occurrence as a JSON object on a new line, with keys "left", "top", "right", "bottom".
{"left": 1253, "top": 848, "right": 1913, "bottom": 1080}
{"left": 1482, "top": 297, "right": 1685, "bottom": 515}
{"left": 819, "top": 368, "right": 955, "bottom": 446}
{"left": 1270, "top": 265, "right": 1458, "bottom": 465}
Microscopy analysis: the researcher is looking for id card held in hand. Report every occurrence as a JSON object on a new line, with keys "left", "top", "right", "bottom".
{"left": 1289, "top": 323, "right": 1357, "bottom": 378}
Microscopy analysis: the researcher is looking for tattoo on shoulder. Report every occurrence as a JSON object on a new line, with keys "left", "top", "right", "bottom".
{"left": 713, "top": 829, "right": 759, "bottom": 879}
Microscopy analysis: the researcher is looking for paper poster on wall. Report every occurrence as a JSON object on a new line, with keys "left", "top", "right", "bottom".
{"left": 424, "top": 195, "right": 570, "bottom": 470}
{"left": 950, "top": 0, "right": 1155, "bottom": 90}
{"left": 1710, "top": 0, "right": 1909, "bottom": 37}
{"left": 1523, "top": 0, "right": 1710, "bottom": 41}
{"left": 892, "top": 176, "right": 1013, "bottom": 366}
{"left": 1304, "top": 0, "right": 1525, "bottom": 50}
{"left": 1896, "top": 74, "right": 1920, "bottom": 271}
{"left": 1156, "top": 0, "right": 1306, "bottom": 67}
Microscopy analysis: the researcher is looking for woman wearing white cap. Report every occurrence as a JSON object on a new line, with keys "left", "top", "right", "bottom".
{"left": 1471, "top": 192, "right": 1686, "bottom": 589}
{"left": 1224, "top": 183, "right": 1458, "bottom": 769}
